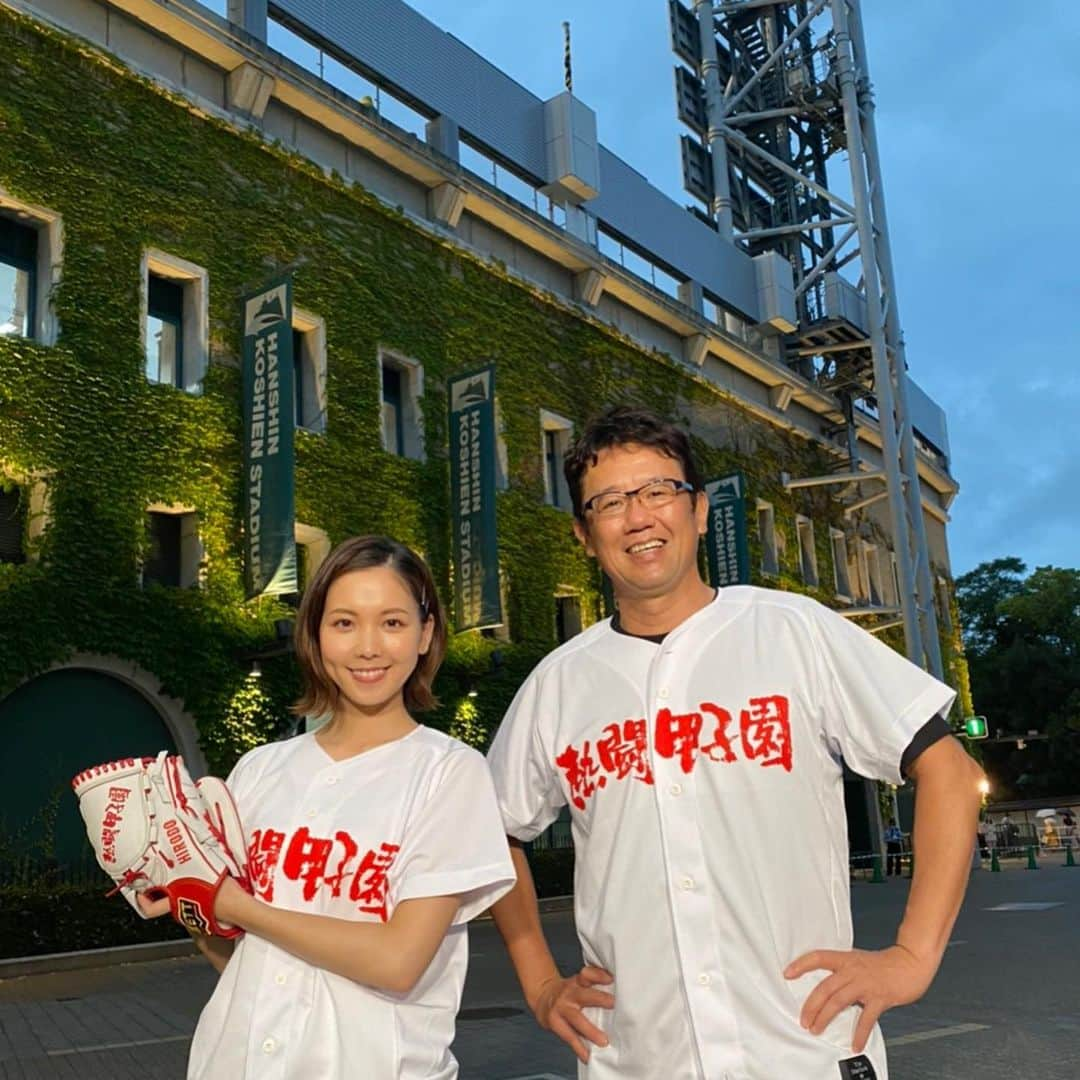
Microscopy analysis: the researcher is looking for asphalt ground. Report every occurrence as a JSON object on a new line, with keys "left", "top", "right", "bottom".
{"left": 1, "top": 862, "right": 1078, "bottom": 1078}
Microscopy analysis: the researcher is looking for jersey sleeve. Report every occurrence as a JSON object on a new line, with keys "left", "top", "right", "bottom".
{"left": 391, "top": 746, "right": 516, "bottom": 925}
{"left": 485, "top": 670, "right": 566, "bottom": 843}
{"left": 224, "top": 742, "right": 272, "bottom": 811}
{"left": 806, "top": 600, "right": 957, "bottom": 784}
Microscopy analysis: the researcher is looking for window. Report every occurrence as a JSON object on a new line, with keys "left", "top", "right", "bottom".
{"left": 0, "top": 217, "right": 35, "bottom": 339}
{"left": 540, "top": 410, "right": 573, "bottom": 509}
{"left": 292, "top": 309, "right": 327, "bottom": 433}
{"left": 146, "top": 274, "right": 183, "bottom": 386}
{"left": 0, "top": 485, "right": 26, "bottom": 565}
{"left": 141, "top": 250, "right": 208, "bottom": 393}
{"left": 853, "top": 541, "right": 871, "bottom": 604}
{"left": 294, "top": 523, "right": 331, "bottom": 593}
{"left": 143, "top": 507, "right": 201, "bottom": 588}
{"left": 865, "top": 543, "right": 883, "bottom": 606}
{"left": 555, "top": 591, "right": 582, "bottom": 643}
{"left": 936, "top": 576, "right": 953, "bottom": 631}
{"left": 880, "top": 549, "right": 898, "bottom": 607}
{"left": 757, "top": 501, "right": 778, "bottom": 576}
{"left": 830, "top": 528, "right": 852, "bottom": 599}
{"left": 0, "top": 195, "right": 61, "bottom": 344}
{"left": 494, "top": 397, "right": 510, "bottom": 491}
{"left": 795, "top": 516, "right": 818, "bottom": 587}
{"left": 378, "top": 349, "right": 424, "bottom": 459}
{"left": 382, "top": 364, "right": 403, "bottom": 454}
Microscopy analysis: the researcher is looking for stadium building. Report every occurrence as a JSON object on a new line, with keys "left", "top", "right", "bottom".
{"left": 0, "top": 0, "right": 970, "bottom": 870}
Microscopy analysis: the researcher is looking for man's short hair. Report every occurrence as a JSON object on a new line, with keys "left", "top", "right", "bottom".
{"left": 564, "top": 405, "right": 703, "bottom": 520}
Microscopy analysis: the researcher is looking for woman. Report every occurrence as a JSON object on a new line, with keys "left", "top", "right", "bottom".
{"left": 141, "top": 536, "right": 515, "bottom": 1079}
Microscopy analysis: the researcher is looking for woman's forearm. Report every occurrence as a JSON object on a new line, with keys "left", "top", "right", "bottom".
{"left": 215, "top": 878, "right": 459, "bottom": 994}
{"left": 191, "top": 928, "right": 235, "bottom": 975}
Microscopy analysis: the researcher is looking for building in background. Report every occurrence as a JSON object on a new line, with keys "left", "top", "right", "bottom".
{"left": 0, "top": 0, "right": 967, "bottom": 868}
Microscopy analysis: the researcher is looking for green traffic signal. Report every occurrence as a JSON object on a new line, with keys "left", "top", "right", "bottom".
{"left": 963, "top": 715, "right": 988, "bottom": 740}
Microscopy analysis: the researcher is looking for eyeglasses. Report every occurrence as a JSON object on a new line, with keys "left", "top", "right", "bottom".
{"left": 582, "top": 478, "right": 695, "bottom": 518}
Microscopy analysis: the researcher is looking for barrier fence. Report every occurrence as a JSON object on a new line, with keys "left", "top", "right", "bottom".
{"left": 4, "top": 834, "right": 1076, "bottom": 892}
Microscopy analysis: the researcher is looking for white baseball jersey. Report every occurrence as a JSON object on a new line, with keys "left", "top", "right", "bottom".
{"left": 487, "top": 587, "right": 956, "bottom": 1080}
{"left": 188, "top": 725, "right": 515, "bottom": 1080}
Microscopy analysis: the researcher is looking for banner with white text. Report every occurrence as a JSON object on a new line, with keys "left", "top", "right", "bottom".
{"left": 704, "top": 473, "right": 750, "bottom": 588}
{"left": 448, "top": 366, "right": 502, "bottom": 630}
{"left": 242, "top": 277, "right": 297, "bottom": 598}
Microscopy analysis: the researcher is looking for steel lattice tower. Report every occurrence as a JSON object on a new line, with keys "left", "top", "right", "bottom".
{"left": 670, "top": 0, "right": 943, "bottom": 677}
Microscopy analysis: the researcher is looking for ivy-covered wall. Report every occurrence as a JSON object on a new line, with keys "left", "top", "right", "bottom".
{"left": 0, "top": 7, "right": 969, "bottom": 784}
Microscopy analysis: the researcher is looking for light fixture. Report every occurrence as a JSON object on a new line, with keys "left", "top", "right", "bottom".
{"left": 249, "top": 661, "right": 262, "bottom": 678}
{"left": 467, "top": 688, "right": 478, "bottom": 699}
{"left": 977, "top": 778, "right": 990, "bottom": 796}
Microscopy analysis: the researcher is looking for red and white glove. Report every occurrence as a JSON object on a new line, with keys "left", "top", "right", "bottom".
{"left": 72, "top": 752, "right": 251, "bottom": 938}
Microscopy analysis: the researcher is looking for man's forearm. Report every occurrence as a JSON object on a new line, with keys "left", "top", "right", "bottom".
{"left": 490, "top": 841, "right": 562, "bottom": 1010}
{"left": 897, "top": 737, "right": 983, "bottom": 966}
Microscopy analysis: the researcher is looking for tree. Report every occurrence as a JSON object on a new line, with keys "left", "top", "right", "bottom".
{"left": 954, "top": 556, "right": 1025, "bottom": 654}
{"left": 956, "top": 559, "right": 1080, "bottom": 799}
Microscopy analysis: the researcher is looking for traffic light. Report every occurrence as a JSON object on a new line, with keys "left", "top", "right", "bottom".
{"left": 963, "top": 716, "right": 988, "bottom": 740}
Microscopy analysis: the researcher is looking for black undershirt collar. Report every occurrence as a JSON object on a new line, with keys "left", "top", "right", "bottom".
{"left": 609, "top": 589, "right": 718, "bottom": 645}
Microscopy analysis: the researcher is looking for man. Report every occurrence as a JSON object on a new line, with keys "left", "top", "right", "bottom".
{"left": 884, "top": 818, "right": 904, "bottom": 876}
{"left": 1000, "top": 813, "right": 1017, "bottom": 851}
{"left": 488, "top": 406, "right": 982, "bottom": 1080}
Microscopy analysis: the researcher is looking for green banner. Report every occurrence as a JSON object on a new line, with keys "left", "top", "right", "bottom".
{"left": 448, "top": 366, "right": 502, "bottom": 630}
{"left": 242, "top": 276, "right": 297, "bottom": 598}
{"left": 704, "top": 473, "right": 749, "bottom": 587}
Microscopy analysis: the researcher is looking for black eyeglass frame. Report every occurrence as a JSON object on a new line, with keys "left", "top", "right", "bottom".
{"left": 582, "top": 478, "right": 696, "bottom": 516}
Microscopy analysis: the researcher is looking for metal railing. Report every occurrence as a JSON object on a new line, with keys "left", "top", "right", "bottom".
{"left": 0, "top": 853, "right": 103, "bottom": 889}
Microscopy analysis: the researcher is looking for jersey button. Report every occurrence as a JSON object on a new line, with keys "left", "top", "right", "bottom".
{"left": 697, "top": 973, "right": 711, "bottom": 987}
{"left": 657, "top": 687, "right": 670, "bottom": 699}
{"left": 306, "top": 808, "right": 317, "bottom": 819}
{"left": 669, "top": 783, "right": 683, "bottom": 796}
{"left": 327, "top": 776, "right": 339, "bottom": 785}
{"left": 275, "top": 973, "right": 287, "bottom": 986}
{"left": 679, "top": 875, "right": 695, "bottom": 891}
{"left": 262, "top": 1037, "right": 277, "bottom": 1054}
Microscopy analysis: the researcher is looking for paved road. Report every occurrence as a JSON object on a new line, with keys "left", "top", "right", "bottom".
{"left": 1, "top": 864, "right": 1078, "bottom": 1078}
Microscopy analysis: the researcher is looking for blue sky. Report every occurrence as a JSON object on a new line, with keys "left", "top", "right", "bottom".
{"left": 246, "top": 1, "right": 1079, "bottom": 577}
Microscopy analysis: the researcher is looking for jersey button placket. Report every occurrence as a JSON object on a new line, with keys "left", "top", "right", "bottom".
{"left": 647, "top": 650, "right": 745, "bottom": 1079}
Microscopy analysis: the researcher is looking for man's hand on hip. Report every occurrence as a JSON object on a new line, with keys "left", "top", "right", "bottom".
{"left": 532, "top": 965, "right": 615, "bottom": 1064}
{"left": 784, "top": 944, "right": 938, "bottom": 1053}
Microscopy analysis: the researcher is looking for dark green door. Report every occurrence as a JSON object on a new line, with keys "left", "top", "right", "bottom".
{"left": 0, "top": 668, "right": 179, "bottom": 867}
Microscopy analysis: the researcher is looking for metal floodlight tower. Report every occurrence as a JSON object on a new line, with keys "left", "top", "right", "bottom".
{"left": 669, "top": 0, "right": 943, "bottom": 678}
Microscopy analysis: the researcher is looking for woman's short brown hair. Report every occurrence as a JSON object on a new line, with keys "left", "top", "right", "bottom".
{"left": 292, "top": 535, "right": 447, "bottom": 720}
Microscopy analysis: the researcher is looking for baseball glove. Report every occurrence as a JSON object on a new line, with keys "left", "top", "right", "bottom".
{"left": 72, "top": 752, "right": 250, "bottom": 938}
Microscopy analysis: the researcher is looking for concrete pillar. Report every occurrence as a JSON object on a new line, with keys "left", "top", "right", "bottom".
{"left": 425, "top": 116, "right": 460, "bottom": 162}
{"left": 678, "top": 279, "right": 704, "bottom": 316}
{"left": 227, "top": 0, "right": 267, "bottom": 41}
{"left": 428, "top": 183, "right": 467, "bottom": 229}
